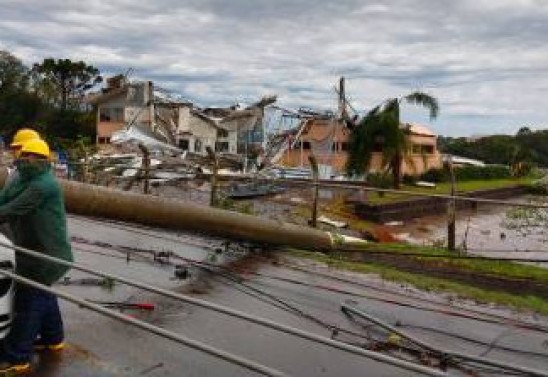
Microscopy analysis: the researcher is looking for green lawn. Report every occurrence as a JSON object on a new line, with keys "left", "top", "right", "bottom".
{"left": 346, "top": 242, "right": 548, "bottom": 285}
{"left": 287, "top": 248, "right": 548, "bottom": 315}
{"left": 367, "top": 177, "right": 533, "bottom": 204}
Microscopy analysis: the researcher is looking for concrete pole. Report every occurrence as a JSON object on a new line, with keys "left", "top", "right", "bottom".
{"left": 1, "top": 169, "right": 337, "bottom": 251}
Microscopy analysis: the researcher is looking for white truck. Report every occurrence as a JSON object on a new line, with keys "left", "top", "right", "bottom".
{"left": 0, "top": 233, "right": 15, "bottom": 339}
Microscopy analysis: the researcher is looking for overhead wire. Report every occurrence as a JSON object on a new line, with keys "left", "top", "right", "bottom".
{"left": 44, "top": 158, "right": 548, "bottom": 209}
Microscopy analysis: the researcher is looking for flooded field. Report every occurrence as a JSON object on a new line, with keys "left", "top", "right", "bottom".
{"left": 387, "top": 196, "right": 548, "bottom": 261}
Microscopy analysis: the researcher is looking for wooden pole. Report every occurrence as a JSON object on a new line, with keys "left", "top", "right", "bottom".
{"left": 82, "top": 149, "right": 89, "bottom": 184}
{"left": 139, "top": 144, "right": 150, "bottom": 195}
{"left": 206, "top": 146, "right": 219, "bottom": 207}
{"left": 447, "top": 156, "right": 456, "bottom": 251}
{"left": 338, "top": 76, "right": 345, "bottom": 119}
{"left": 309, "top": 155, "right": 319, "bottom": 228}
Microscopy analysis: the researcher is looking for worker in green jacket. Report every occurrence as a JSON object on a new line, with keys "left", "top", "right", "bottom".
{"left": 0, "top": 128, "right": 41, "bottom": 240}
{"left": 5, "top": 129, "right": 41, "bottom": 188}
{"left": 0, "top": 138, "right": 73, "bottom": 375}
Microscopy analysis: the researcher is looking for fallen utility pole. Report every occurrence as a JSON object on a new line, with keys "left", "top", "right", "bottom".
{"left": 0, "top": 168, "right": 335, "bottom": 251}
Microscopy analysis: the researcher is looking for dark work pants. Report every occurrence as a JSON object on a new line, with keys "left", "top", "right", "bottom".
{"left": 2, "top": 284, "right": 64, "bottom": 363}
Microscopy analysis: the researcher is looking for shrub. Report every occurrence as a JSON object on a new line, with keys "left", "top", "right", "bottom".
{"left": 455, "top": 165, "right": 511, "bottom": 181}
{"left": 420, "top": 168, "right": 449, "bottom": 183}
{"left": 366, "top": 172, "right": 393, "bottom": 188}
{"left": 420, "top": 165, "right": 511, "bottom": 183}
{"left": 402, "top": 174, "right": 417, "bottom": 185}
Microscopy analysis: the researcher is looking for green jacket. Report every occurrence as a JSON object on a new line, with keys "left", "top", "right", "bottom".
{"left": 0, "top": 162, "right": 73, "bottom": 285}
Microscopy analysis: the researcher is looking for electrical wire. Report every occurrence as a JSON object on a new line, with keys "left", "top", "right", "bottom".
{"left": 70, "top": 237, "right": 548, "bottom": 364}
{"left": 341, "top": 304, "right": 548, "bottom": 377}
{"left": 67, "top": 226, "right": 548, "bottom": 336}
{"left": 68, "top": 215, "right": 227, "bottom": 251}
{"left": 395, "top": 323, "right": 548, "bottom": 359}
{"left": 0, "top": 268, "right": 288, "bottom": 377}
{"left": 0, "top": 240, "right": 448, "bottom": 377}
{"left": 275, "top": 261, "right": 548, "bottom": 334}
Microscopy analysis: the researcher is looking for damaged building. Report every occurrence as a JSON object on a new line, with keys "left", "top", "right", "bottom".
{"left": 87, "top": 76, "right": 275, "bottom": 157}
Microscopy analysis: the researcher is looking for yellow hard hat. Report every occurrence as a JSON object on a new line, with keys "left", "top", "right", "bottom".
{"left": 20, "top": 139, "right": 50, "bottom": 159}
{"left": 10, "top": 129, "right": 40, "bottom": 148}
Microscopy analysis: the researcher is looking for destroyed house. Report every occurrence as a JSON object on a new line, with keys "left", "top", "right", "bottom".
{"left": 280, "top": 119, "right": 442, "bottom": 176}
{"left": 87, "top": 77, "right": 239, "bottom": 155}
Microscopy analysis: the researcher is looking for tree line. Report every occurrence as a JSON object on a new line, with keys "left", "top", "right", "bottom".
{"left": 439, "top": 127, "right": 548, "bottom": 168}
{"left": 0, "top": 50, "right": 102, "bottom": 149}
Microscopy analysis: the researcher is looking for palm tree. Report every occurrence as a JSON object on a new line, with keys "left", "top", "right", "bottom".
{"left": 346, "top": 92, "right": 439, "bottom": 189}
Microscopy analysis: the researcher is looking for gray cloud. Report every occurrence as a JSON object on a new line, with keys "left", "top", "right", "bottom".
{"left": 1, "top": 0, "right": 547, "bottom": 135}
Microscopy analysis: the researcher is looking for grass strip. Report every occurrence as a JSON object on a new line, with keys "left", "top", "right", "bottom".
{"left": 288, "top": 249, "right": 548, "bottom": 315}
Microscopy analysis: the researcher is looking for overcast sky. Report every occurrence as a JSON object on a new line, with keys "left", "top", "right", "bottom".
{"left": 1, "top": 0, "right": 547, "bottom": 136}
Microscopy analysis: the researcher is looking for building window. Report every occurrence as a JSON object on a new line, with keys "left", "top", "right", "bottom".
{"left": 217, "top": 129, "right": 229, "bottom": 138}
{"left": 422, "top": 145, "right": 434, "bottom": 154}
{"left": 341, "top": 142, "right": 349, "bottom": 151}
{"left": 99, "top": 107, "right": 124, "bottom": 122}
{"left": 194, "top": 139, "right": 203, "bottom": 153}
{"left": 302, "top": 141, "right": 311, "bottom": 150}
{"left": 98, "top": 136, "right": 111, "bottom": 144}
{"left": 178, "top": 139, "right": 189, "bottom": 151}
{"left": 412, "top": 144, "right": 435, "bottom": 155}
{"left": 215, "top": 141, "right": 229, "bottom": 152}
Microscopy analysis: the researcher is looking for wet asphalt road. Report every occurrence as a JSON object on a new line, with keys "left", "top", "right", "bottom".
{"left": 21, "top": 215, "right": 548, "bottom": 376}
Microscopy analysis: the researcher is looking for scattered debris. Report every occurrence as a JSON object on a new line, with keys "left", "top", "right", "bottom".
{"left": 415, "top": 181, "right": 436, "bottom": 188}
{"left": 60, "top": 276, "right": 116, "bottom": 289}
{"left": 174, "top": 264, "right": 190, "bottom": 280}
{"left": 384, "top": 221, "right": 404, "bottom": 227}
{"left": 289, "top": 197, "right": 306, "bottom": 204}
{"left": 224, "top": 182, "right": 286, "bottom": 199}
{"left": 139, "top": 362, "right": 164, "bottom": 375}
{"left": 317, "top": 215, "right": 347, "bottom": 228}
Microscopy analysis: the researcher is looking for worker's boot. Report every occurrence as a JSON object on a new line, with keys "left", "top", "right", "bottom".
{"left": 0, "top": 359, "right": 30, "bottom": 374}
{"left": 33, "top": 340, "right": 65, "bottom": 352}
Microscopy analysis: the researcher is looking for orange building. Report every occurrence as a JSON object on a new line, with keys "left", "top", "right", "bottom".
{"left": 87, "top": 76, "right": 154, "bottom": 146}
{"left": 279, "top": 119, "right": 441, "bottom": 176}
